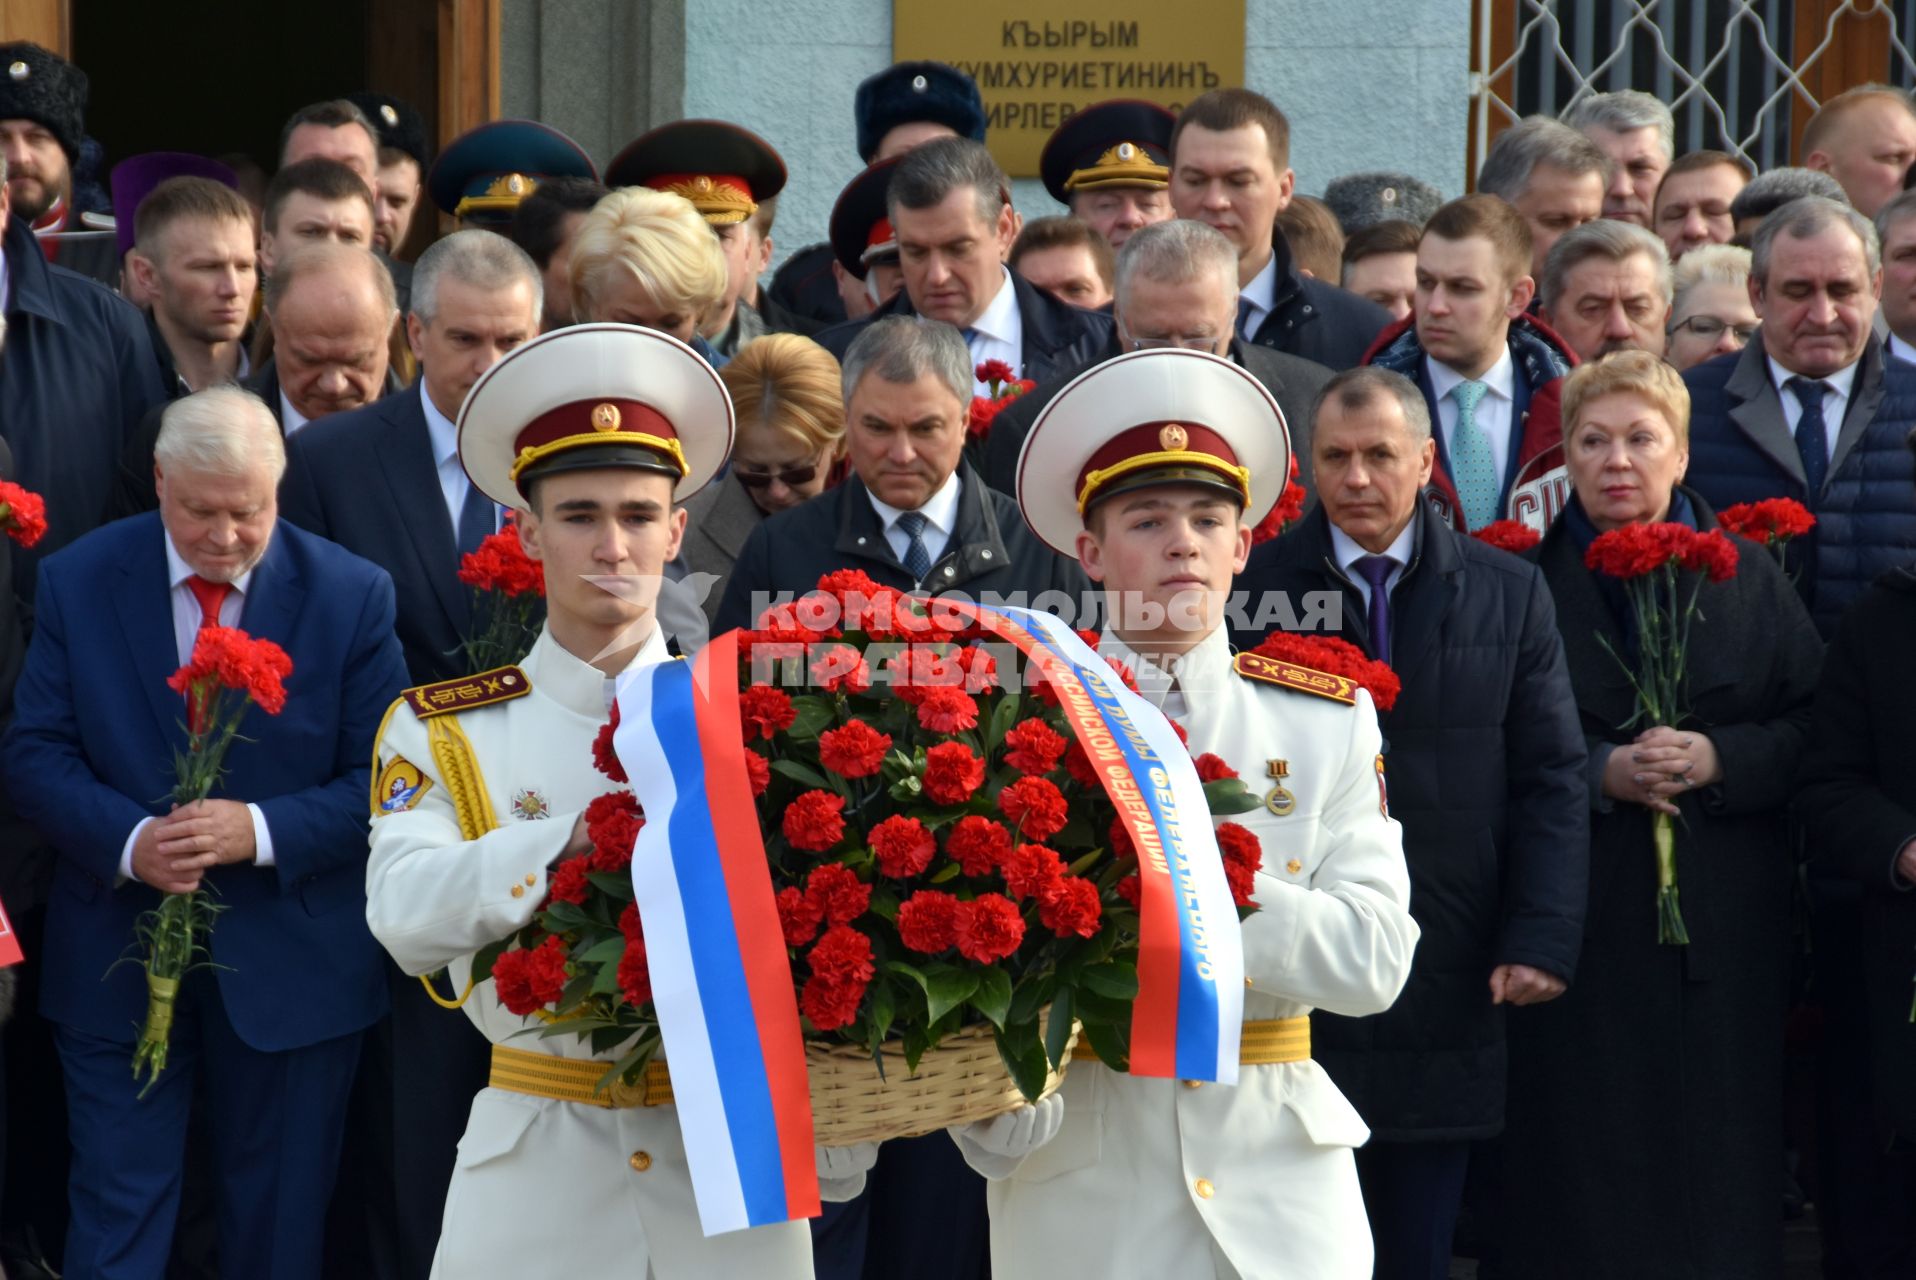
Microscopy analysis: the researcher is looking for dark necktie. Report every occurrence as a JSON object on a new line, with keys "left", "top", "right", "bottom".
{"left": 1785, "top": 376, "right": 1831, "bottom": 497}
{"left": 896, "top": 511, "right": 933, "bottom": 582}
{"left": 185, "top": 574, "right": 231, "bottom": 634}
{"left": 457, "top": 481, "right": 494, "bottom": 556}
{"left": 1236, "top": 296, "right": 1257, "bottom": 341}
{"left": 1354, "top": 555, "right": 1396, "bottom": 664}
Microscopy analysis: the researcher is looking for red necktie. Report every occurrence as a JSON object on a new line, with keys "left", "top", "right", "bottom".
{"left": 186, "top": 575, "right": 231, "bottom": 632}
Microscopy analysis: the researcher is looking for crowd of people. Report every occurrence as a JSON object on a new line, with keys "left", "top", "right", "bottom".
{"left": 1, "top": 33, "right": 1915, "bottom": 1280}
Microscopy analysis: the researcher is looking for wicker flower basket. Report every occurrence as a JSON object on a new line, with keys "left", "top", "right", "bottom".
{"left": 807, "top": 1017, "right": 1081, "bottom": 1145}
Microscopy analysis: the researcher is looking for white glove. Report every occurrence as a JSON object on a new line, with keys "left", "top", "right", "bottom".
{"left": 947, "top": 1094, "right": 1066, "bottom": 1181}
{"left": 814, "top": 1141, "right": 880, "bottom": 1202}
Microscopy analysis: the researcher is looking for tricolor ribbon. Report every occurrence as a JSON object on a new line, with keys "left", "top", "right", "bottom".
{"left": 616, "top": 630, "right": 820, "bottom": 1236}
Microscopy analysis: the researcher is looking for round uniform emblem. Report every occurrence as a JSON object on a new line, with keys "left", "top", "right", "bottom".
{"left": 694, "top": 175, "right": 713, "bottom": 191}
{"left": 1381, "top": 187, "right": 1399, "bottom": 205}
{"left": 7, "top": 61, "right": 27, "bottom": 81}
{"left": 507, "top": 174, "right": 526, "bottom": 195}
{"left": 1116, "top": 142, "right": 1136, "bottom": 161}
{"left": 591, "top": 403, "right": 622, "bottom": 431}
{"left": 911, "top": 74, "right": 928, "bottom": 91}
{"left": 512, "top": 789, "right": 551, "bottom": 821}
{"left": 380, "top": 104, "right": 400, "bottom": 126}
{"left": 1159, "top": 423, "right": 1188, "bottom": 451}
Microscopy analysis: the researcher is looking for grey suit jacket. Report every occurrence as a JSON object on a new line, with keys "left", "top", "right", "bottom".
{"left": 676, "top": 472, "right": 769, "bottom": 628}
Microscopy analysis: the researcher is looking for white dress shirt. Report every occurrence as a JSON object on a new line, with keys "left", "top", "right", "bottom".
{"left": 119, "top": 536, "right": 277, "bottom": 880}
{"left": 280, "top": 389, "right": 311, "bottom": 436}
{"left": 1429, "top": 346, "right": 1517, "bottom": 489}
{"left": 1237, "top": 253, "right": 1279, "bottom": 339}
{"left": 1329, "top": 518, "right": 1417, "bottom": 612}
{"left": 868, "top": 470, "right": 962, "bottom": 580}
{"left": 420, "top": 382, "right": 495, "bottom": 537}
{"left": 967, "top": 268, "right": 1025, "bottom": 397}
{"left": 1768, "top": 356, "right": 1858, "bottom": 464}
{"left": 1889, "top": 334, "right": 1916, "bottom": 367}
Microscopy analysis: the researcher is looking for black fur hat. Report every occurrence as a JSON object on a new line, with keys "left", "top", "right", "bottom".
{"left": 0, "top": 42, "right": 88, "bottom": 161}
{"left": 853, "top": 61, "right": 985, "bottom": 164}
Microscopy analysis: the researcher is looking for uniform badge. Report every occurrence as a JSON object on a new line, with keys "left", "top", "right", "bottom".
{"left": 1159, "top": 423, "right": 1188, "bottom": 451}
{"left": 1264, "top": 758, "right": 1295, "bottom": 817}
{"left": 512, "top": 789, "right": 551, "bottom": 821}
{"left": 1285, "top": 858, "right": 1303, "bottom": 875}
{"left": 374, "top": 757, "right": 433, "bottom": 815}
{"left": 1375, "top": 754, "right": 1390, "bottom": 817}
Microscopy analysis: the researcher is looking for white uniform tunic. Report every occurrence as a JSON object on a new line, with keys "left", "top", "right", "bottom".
{"left": 366, "top": 627, "right": 816, "bottom": 1279}
{"left": 984, "top": 626, "right": 1419, "bottom": 1279}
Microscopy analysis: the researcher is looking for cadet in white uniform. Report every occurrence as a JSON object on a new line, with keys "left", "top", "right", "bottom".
{"left": 364, "top": 325, "right": 862, "bottom": 1278}
{"left": 960, "top": 348, "right": 1420, "bottom": 1279}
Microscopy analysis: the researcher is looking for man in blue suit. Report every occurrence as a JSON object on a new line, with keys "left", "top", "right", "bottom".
{"left": 3, "top": 385, "right": 407, "bottom": 1280}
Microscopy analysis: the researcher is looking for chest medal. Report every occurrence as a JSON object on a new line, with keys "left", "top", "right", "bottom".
{"left": 1264, "top": 758, "right": 1295, "bottom": 817}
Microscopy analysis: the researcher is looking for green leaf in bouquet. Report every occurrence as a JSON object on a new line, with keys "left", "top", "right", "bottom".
{"left": 970, "top": 965, "right": 1013, "bottom": 1029}
{"left": 786, "top": 695, "right": 836, "bottom": 741}
{"left": 928, "top": 860, "right": 961, "bottom": 884}
{"left": 994, "top": 1019, "right": 1051, "bottom": 1103}
{"left": 585, "top": 871, "right": 635, "bottom": 900}
{"left": 1065, "top": 847, "right": 1106, "bottom": 877}
{"left": 1043, "top": 986, "right": 1075, "bottom": 1070}
{"left": 1203, "top": 777, "right": 1264, "bottom": 816}
{"left": 867, "top": 888, "right": 900, "bottom": 922}
{"left": 558, "top": 970, "right": 595, "bottom": 1010}
{"left": 590, "top": 1025, "right": 629, "bottom": 1056}
{"left": 576, "top": 933, "right": 626, "bottom": 967}
{"left": 542, "top": 900, "right": 595, "bottom": 932}
{"left": 1054, "top": 815, "right": 1093, "bottom": 849}
{"left": 1006, "top": 972, "right": 1056, "bottom": 1026}
{"left": 868, "top": 979, "right": 897, "bottom": 1045}
{"left": 986, "top": 693, "right": 1021, "bottom": 753}
{"left": 920, "top": 962, "right": 980, "bottom": 1023}
{"left": 470, "top": 937, "right": 508, "bottom": 986}
{"left": 771, "top": 758, "right": 832, "bottom": 790}
{"left": 888, "top": 773, "right": 925, "bottom": 803}
{"left": 1081, "top": 1019, "right": 1130, "bottom": 1072}
{"left": 1080, "top": 960, "right": 1139, "bottom": 1000}
{"left": 1071, "top": 985, "right": 1133, "bottom": 1026}
{"left": 903, "top": 1024, "right": 932, "bottom": 1075}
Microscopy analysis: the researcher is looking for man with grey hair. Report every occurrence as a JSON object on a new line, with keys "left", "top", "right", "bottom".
{"left": 251, "top": 240, "right": 399, "bottom": 432}
{"left": 1233, "top": 364, "right": 1586, "bottom": 1280}
{"left": 1563, "top": 90, "right": 1674, "bottom": 228}
{"left": 815, "top": 137, "right": 1111, "bottom": 396}
{"left": 716, "top": 314, "right": 1084, "bottom": 1280}
{"left": 1687, "top": 195, "right": 1914, "bottom": 634}
{"left": 1478, "top": 116, "right": 1610, "bottom": 278}
{"left": 4, "top": 383, "right": 406, "bottom": 1280}
{"left": 1537, "top": 218, "right": 1673, "bottom": 363}
{"left": 1728, "top": 166, "right": 1850, "bottom": 243}
{"left": 1874, "top": 189, "right": 1916, "bottom": 365}
{"left": 981, "top": 217, "right": 1333, "bottom": 496}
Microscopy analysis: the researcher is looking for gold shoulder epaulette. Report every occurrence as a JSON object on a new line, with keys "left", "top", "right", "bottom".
{"left": 401, "top": 666, "right": 532, "bottom": 719}
{"left": 1233, "top": 652, "right": 1356, "bottom": 705}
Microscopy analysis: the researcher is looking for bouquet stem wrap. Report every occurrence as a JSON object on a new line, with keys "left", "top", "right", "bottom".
{"left": 1652, "top": 811, "right": 1688, "bottom": 946}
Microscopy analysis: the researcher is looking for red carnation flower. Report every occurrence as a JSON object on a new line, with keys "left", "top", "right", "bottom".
{"left": 1216, "top": 821, "right": 1264, "bottom": 907}
{"left": 777, "top": 885, "right": 824, "bottom": 947}
{"left": 0, "top": 480, "right": 47, "bottom": 548}
{"left": 1717, "top": 498, "right": 1816, "bottom": 545}
{"left": 800, "top": 924, "right": 875, "bottom": 1030}
{"left": 1004, "top": 718, "right": 1068, "bottom": 776}
{"left": 811, "top": 644, "right": 873, "bottom": 694}
{"left": 1001, "top": 843, "right": 1065, "bottom": 900}
{"left": 915, "top": 685, "right": 980, "bottom": 734}
{"left": 1169, "top": 718, "right": 1189, "bottom": 746}
{"left": 546, "top": 857, "right": 590, "bottom": 906}
{"left": 976, "top": 358, "right": 1017, "bottom": 386}
{"left": 997, "top": 775, "right": 1069, "bottom": 841}
{"left": 1249, "top": 631, "right": 1402, "bottom": 713}
{"left": 457, "top": 528, "right": 546, "bottom": 597}
{"left": 619, "top": 901, "right": 643, "bottom": 942}
{"left": 1583, "top": 522, "right": 1690, "bottom": 580}
{"left": 923, "top": 741, "right": 986, "bottom": 805}
{"left": 1116, "top": 873, "right": 1141, "bottom": 907}
{"left": 744, "top": 750, "right": 770, "bottom": 797}
{"left": 617, "top": 937, "right": 652, "bottom": 1008}
{"left": 1473, "top": 519, "right": 1542, "bottom": 554}
{"left": 491, "top": 935, "right": 569, "bottom": 1016}
{"left": 1680, "top": 529, "right": 1739, "bottom": 582}
{"left": 1109, "top": 813, "right": 1136, "bottom": 860}
{"left": 591, "top": 706, "right": 627, "bottom": 782}
{"left": 1250, "top": 455, "right": 1307, "bottom": 545}
{"left": 945, "top": 814, "right": 1012, "bottom": 876}
{"left": 954, "top": 893, "right": 1025, "bottom": 963}
{"left": 782, "top": 789, "right": 847, "bottom": 852}
{"left": 1193, "top": 753, "right": 1239, "bottom": 782}
{"left": 954, "top": 643, "right": 1000, "bottom": 694}
{"left": 1039, "top": 876, "right": 1102, "bottom": 939}
{"left": 870, "top": 814, "right": 937, "bottom": 878}
{"left": 739, "top": 685, "right": 798, "bottom": 741}
{"left": 584, "top": 791, "right": 643, "bottom": 871}
{"left": 805, "top": 863, "right": 871, "bottom": 925}
{"left": 1062, "top": 736, "right": 1101, "bottom": 787}
{"left": 818, "top": 720, "right": 892, "bottom": 779}
{"left": 886, "top": 646, "right": 963, "bottom": 703}
{"left": 897, "top": 890, "right": 962, "bottom": 953}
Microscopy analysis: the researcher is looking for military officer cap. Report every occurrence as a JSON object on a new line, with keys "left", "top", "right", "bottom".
{"left": 110, "top": 152, "right": 239, "bottom": 259}
{"left": 459, "top": 322, "right": 734, "bottom": 509}
{"left": 1039, "top": 99, "right": 1174, "bottom": 206}
{"left": 1322, "top": 171, "right": 1444, "bottom": 232}
{"left": 427, "top": 119, "right": 598, "bottom": 225}
{"left": 829, "top": 157, "right": 904, "bottom": 279}
{"left": 0, "top": 42, "right": 87, "bottom": 161}
{"left": 347, "top": 91, "right": 430, "bottom": 170}
{"left": 853, "top": 60, "right": 986, "bottom": 164}
{"left": 603, "top": 120, "right": 786, "bottom": 226}
{"left": 1016, "top": 349, "right": 1291, "bottom": 555}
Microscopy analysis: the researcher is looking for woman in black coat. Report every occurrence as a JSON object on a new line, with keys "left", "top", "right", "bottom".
{"left": 1503, "top": 352, "right": 1823, "bottom": 1279}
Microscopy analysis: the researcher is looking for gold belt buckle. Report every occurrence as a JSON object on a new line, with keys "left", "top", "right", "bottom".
{"left": 603, "top": 1075, "right": 650, "bottom": 1108}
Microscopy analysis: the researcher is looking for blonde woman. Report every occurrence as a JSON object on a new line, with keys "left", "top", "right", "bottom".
{"left": 568, "top": 186, "right": 729, "bottom": 364}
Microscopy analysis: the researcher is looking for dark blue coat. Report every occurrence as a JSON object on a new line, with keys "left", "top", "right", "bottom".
{"left": 1232, "top": 501, "right": 1589, "bottom": 1140}
{"left": 0, "top": 214, "right": 168, "bottom": 593}
{"left": 3, "top": 514, "right": 408, "bottom": 1052}
{"left": 1683, "top": 335, "right": 1916, "bottom": 636}
{"left": 1244, "top": 227, "right": 1393, "bottom": 371}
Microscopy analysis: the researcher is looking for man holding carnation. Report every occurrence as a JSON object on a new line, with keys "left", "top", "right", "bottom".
{"left": 362, "top": 325, "right": 864, "bottom": 1278}
{"left": 967, "top": 347, "right": 1419, "bottom": 1277}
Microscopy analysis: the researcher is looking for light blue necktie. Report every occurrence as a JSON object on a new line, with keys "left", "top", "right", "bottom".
{"left": 896, "top": 511, "right": 933, "bottom": 582}
{"left": 1449, "top": 379, "right": 1499, "bottom": 531}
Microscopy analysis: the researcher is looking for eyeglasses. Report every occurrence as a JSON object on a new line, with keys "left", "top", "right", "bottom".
{"left": 1126, "top": 335, "right": 1225, "bottom": 352}
{"left": 1670, "top": 315, "right": 1758, "bottom": 343}
{"left": 734, "top": 463, "right": 821, "bottom": 490}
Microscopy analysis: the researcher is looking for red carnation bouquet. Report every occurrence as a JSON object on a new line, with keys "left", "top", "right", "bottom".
{"left": 1473, "top": 519, "right": 1542, "bottom": 555}
{"left": 1250, "top": 455, "right": 1308, "bottom": 545}
{"left": 1716, "top": 498, "right": 1814, "bottom": 578}
{"left": 0, "top": 480, "right": 47, "bottom": 547}
{"left": 966, "top": 359, "right": 1037, "bottom": 445}
{"left": 1583, "top": 521, "right": 1739, "bottom": 944}
{"left": 1247, "top": 631, "right": 1401, "bottom": 712}
{"left": 457, "top": 519, "right": 545, "bottom": 672}
{"left": 119, "top": 626, "right": 293, "bottom": 1094}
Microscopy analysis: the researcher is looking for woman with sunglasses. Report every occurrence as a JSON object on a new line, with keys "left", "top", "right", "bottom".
{"left": 1664, "top": 243, "right": 1759, "bottom": 372}
{"left": 679, "top": 333, "right": 848, "bottom": 627}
